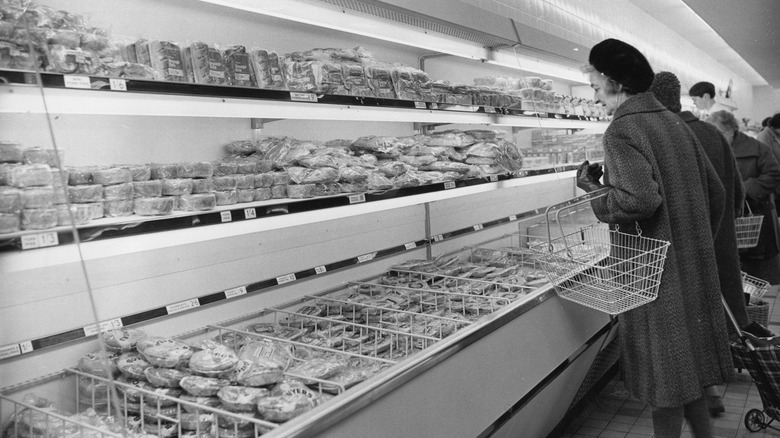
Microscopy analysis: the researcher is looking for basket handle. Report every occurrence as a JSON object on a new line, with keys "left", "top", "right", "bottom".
{"left": 544, "top": 188, "right": 610, "bottom": 253}
{"left": 741, "top": 200, "right": 754, "bottom": 217}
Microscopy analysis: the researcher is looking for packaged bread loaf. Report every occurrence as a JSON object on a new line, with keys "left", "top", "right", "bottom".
{"left": 150, "top": 163, "right": 178, "bottom": 180}
{"left": 255, "top": 160, "right": 273, "bottom": 173}
{"left": 224, "top": 45, "right": 255, "bottom": 87}
{"left": 180, "top": 375, "right": 230, "bottom": 397}
{"left": 68, "top": 184, "right": 103, "bottom": 203}
{"left": 233, "top": 174, "right": 254, "bottom": 190}
{"left": 253, "top": 173, "right": 274, "bottom": 188}
{"left": 117, "top": 352, "right": 151, "bottom": 380}
{"left": 162, "top": 178, "right": 194, "bottom": 196}
{"left": 213, "top": 176, "right": 237, "bottom": 191}
{"left": 238, "top": 340, "right": 295, "bottom": 370}
{"left": 179, "top": 412, "right": 215, "bottom": 431}
{"left": 286, "top": 184, "right": 314, "bottom": 199}
{"left": 213, "top": 161, "right": 238, "bottom": 176}
{"left": 192, "top": 178, "right": 215, "bottom": 194}
{"left": 234, "top": 358, "right": 283, "bottom": 387}
{"left": 237, "top": 189, "right": 254, "bottom": 203}
{"left": 141, "top": 339, "right": 193, "bottom": 368}
{"left": 0, "top": 163, "right": 19, "bottom": 185}
{"left": 85, "top": 201, "right": 104, "bottom": 219}
{"left": 8, "top": 164, "right": 53, "bottom": 188}
{"left": 51, "top": 187, "right": 68, "bottom": 205}
{"left": 102, "top": 328, "right": 147, "bottom": 352}
{"left": 186, "top": 42, "right": 227, "bottom": 85}
{"left": 20, "top": 187, "right": 54, "bottom": 208}
{"left": 177, "top": 162, "right": 214, "bottom": 179}
{"left": 271, "top": 185, "right": 287, "bottom": 198}
{"left": 256, "top": 392, "right": 313, "bottom": 423}
{"left": 272, "top": 172, "right": 290, "bottom": 186}
{"left": 0, "top": 141, "right": 23, "bottom": 163}
{"left": 144, "top": 367, "right": 189, "bottom": 388}
{"left": 149, "top": 40, "right": 188, "bottom": 82}
{"left": 180, "top": 394, "right": 222, "bottom": 413}
{"left": 235, "top": 161, "right": 256, "bottom": 174}
{"left": 93, "top": 167, "right": 133, "bottom": 186}
{"left": 115, "top": 164, "right": 152, "bottom": 181}
{"left": 103, "top": 182, "right": 134, "bottom": 201}
{"left": 0, "top": 212, "right": 20, "bottom": 233}
{"left": 253, "top": 188, "right": 272, "bottom": 201}
{"left": 56, "top": 204, "right": 91, "bottom": 226}
{"left": 21, "top": 208, "right": 57, "bottom": 230}
{"left": 133, "top": 180, "right": 163, "bottom": 198}
{"left": 104, "top": 200, "right": 134, "bottom": 217}
{"left": 215, "top": 190, "right": 238, "bottom": 206}
{"left": 78, "top": 350, "right": 121, "bottom": 377}
{"left": 0, "top": 187, "right": 21, "bottom": 213}
{"left": 67, "top": 166, "right": 98, "bottom": 185}
{"left": 176, "top": 193, "right": 216, "bottom": 211}
{"left": 250, "top": 49, "right": 286, "bottom": 90}
{"left": 134, "top": 197, "right": 174, "bottom": 216}
{"left": 189, "top": 343, "right": 239, "bottom": 376}
{"left": 47, "top": 45, "right": 99, "bottom": 75}
{"left": 23, "top": 147, "right": 52, "bottom": 166}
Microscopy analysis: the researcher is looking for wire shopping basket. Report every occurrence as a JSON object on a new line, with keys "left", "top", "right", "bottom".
{"left": 736, "top": 202, "right": 764, "bottom": 249}
{"left": 743, "top": 271, "right": 770, "bottom": 301}
{"left": 530, "top": 190, "right": 671, "bottom": 315}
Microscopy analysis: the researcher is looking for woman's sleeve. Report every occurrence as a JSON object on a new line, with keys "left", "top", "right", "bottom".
{"left": 744, "top": 143, "right": 780, "bottom": 202}
{"left": 591, "top": 131, "right": 662, "bottom": 224}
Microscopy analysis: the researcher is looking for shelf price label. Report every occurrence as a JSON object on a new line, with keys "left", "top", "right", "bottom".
{"left": 290, "top": 92, "right": 318, "bottom": 102}
{"left": 432, "top": 234, "right": 444, "bottom": 242}
{"left": 109, "top": 78, "right": 127, "bottom": 91}
{"left": 220, "top": 211, "right": 232, "bottom": 222}
{"left": 64, "top": 75, "right": 91, "bottom": 89}
{"left": 414, "top": 101, "right": 427, "bottom": 109}
{"left": 83, "top": 318, "right": 123, "bottom": 337}
{"left": 429, "top": 103, "right": 439, "bottom": 110}
{"left": 443, "top": 181, "right": 456, "bottom": 190}
{"left": 225, "top": 286, "right": 247, "bottom": 299}
{"left": 19, "top": 341, "right": 34, "bottom": 354}
{"left": 473, "top": 224, "right": 484, "bottom": 231}
{"left": 484, "top": 106, "right": 496, "bottom": 113}
{"left": 0, "top": 344, "right": 22, "bottom": 360}
{"left": 404, "top": 242, "right": 417, "bottom": 250}
{"left": 244, "top": 208, "right": 257, "bottom": 219}
{"left": 21, "top": 232, "right": 59, "bottom": 250}
{"left": 276, "top": 273, "right": 296, "bottom": 285}
{"left": 166, "top": 299, "right": 200, "bottom": 315}
{"left": 348, "top": 193, "right": 366, "bottom": 204}
{"left": 509, "top": 215, "right": 518, "bottom": 221}
{"left": 315, "top": 265, "right": 327, "bottom": 275}
{"left": 357, "top": 252, "right": 375, "bottom": 263}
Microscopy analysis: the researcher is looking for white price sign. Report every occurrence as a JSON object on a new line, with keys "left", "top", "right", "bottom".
{"left": 166, "top": 299, "right": 200, "bottom": 314}
{"left": 357, "top": 253, "right": 375, "bottom": 263}
{"left": 19, "top": 341, "right": 34, "bottom": 354}
{"left": 225, "top": 286, "right": 247, "bottom": 299}
{"left": 473, "top": 224, "right": 484, "bottom": 231}
{"left": 484, "top": 106, "right": 496, "bottom": 113}
{"left": 290, "top": 92, "right": 318, "bottom": 102}
{"left": 21, "top": 232, "right": 59, "bottom": 250}
{"left": 509, "top": 215, "right": 518, "bottom": 221}
{"left": 443, "top": 181, "right": 456, "bottom": 190}
{"left": 109, "top": 78, "right": 127, "bottom": 91}
{"left": 244, "top": 208, "right": 257, "bottom": 219}
{"left": 414, "top": 101, "right": 427, "bottom": 109}
{"left": 348, "top": 193, "right": 366, "bottom": 204}
{"left": 488, "top": 175, "right": 498, "bottom": 182}
{"left": 314, "top": 266, "right": 327, "bottom": 275}
{"left": 0, "top": 344, "right": 22, "bottom": 360}
{"left": 429, "top": 103, "right": 439, "bottom": 110}
{"left": 276, "top": 273, "right": 296, "bottom": 285}
{"left": 432, "top": 234, "right": 444, "bottom": 242}
{"left": 83, "top": 319, "right": 123, "bottom": 337}
{"left": 64, "top": 75, "right": 91, "bottom": 89}
{"left": 220, "top": 211, "right": 232, "bottom": 222}
{"left": 404, "top": 242, "right": 417, "bottom": 250}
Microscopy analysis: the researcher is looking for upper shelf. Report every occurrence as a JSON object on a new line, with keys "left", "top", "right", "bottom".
{"left": 0, "top": 69, "right": 607, "bottom": 130}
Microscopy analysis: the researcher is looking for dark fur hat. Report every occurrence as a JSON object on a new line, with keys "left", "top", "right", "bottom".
{"left": 650, "top": 71, "right": 682, "bottom": 113}
{"left": 589, "top": 38, "right": 654, "bottom": 94}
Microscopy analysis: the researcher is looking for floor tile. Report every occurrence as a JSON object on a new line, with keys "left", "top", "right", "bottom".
{"left": 597, "top": 430, "right": 627, "bottom": 438}
{"left": 605, "top": 422, "right": 632, "bottom": 433}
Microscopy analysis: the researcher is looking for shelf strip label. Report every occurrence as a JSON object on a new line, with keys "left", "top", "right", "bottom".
{"left": 357, "top": 252, "right": 376, "bottom": 263}
{"left": 83, "top": 318, "right": 123, "bottom": 337}
{"left": 276, "top": 273, "right": 297, "bottom": 285}
{"left": 224, "top": 286, "right": 247, "bottom": 299}
{"left": 314, "top": 265, "right": 327, "bottom": 275}
{"left": 63, "top": 75, "right": 90, "bottom": 89}
{"left": 290, "top": 92, "right": 318, "bottom": 102}
{"left": 166, "top": 299, "right": 200, "bottom": 315}
{"left": 0, "top": 344, "right": 22, "bottom": 360}
{"left": 21, "top": 232, "right": 59, "bottom": 250}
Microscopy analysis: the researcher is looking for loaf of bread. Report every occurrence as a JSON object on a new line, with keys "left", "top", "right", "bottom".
{"left": 149, "top": 40, "right": 187, "bottom": 82}
{"left": 134, "top": 197, "right": 174, "bottom": 216}
{"left": 55, "top": 204, "right": 91, "bottom": 226}
{"left": 8, "top": 164, "right": 53, "bottom": 188}
{"left": 0, "top": 187, "right": 21, "bottom": 213}
{"left": 213, "top": 176, "right": 238, "bottom": 191}
{"left": 150, "top": 164, "right": 178, "bottom": 180}
{"left": 93, "top": 167, "right": 133, "bottom": 186}
{"left": 161, "top": 178, "right": 194, "bottom": 196}
{"left": 253, "top": 173, "right": 274, "bottom": 188}
{"left": 67, "top": 166, "right": 98, "bottom": 185}
{"left": 103, "top": 182, "right": 134, "bottom": 201}
{"left": 21, "top": 208, "right": 57, "bottom": 230}
{"left": 233, "top": 174, "right": 254, "bottom": 189}
{"left": 85, "top": 202, "right": 104, "bottom": 219}
{"left": 180, "top": 375, "right": 230, "bottom": 397}
{"left": 187, "top": 42, "right": 227, "bottom": 85}
{"left": 176, "top": 193, "right": 216, "bottom": 211}
{"left": 104, "top": 199, "right": 134, "bottom": 217}
{"left": 77, "top": 350, "right": 121, "bottom": 377}
{"left": 133, "top": 180, "right": 163, "bottom": 198}
{"left": 217, "top": 386, "right": 269, "bottom": 412}
{"left": 177, "top": 161, "right": 214, "bottom": 179}
{"left": 215, "top": 190, "right": 238, "bottom": 206}
{"left": 191, "top": 178, "right": 215, "bottom": 194}
{"left": 253, "top": 188, "right": 272, "bottom": 201}
{"left": 256, "top": 393, "right": 313, "bottom": 423}
{"left": 189, "top": 343, "right": 239, "bottom": 375}
{"left": 23, "top": 147, "right": 63, "bottom": 167}
{"left": 0, "top": 212, "right": 20, "bottom": 233}
{"left": 237, "top": 189, "right": 254, "bottom": 203}
{"left": 224, "top": 45, "right": 255, "bottom": 87}
{"left": 144, "top": 367, "right": 189, "bottom": 388}
{"left": 115, "top": 164, "right": 152, "bottom": 181}
{"left": 116, "top": 352, "right": 151, "bottom": 380}
{"left": 271, "top": 185, "right": 287, "bottom": 199}
{"left": 141, "top": 339, "right": 193, "bottom": 368}
{"left": 213, "top": 161, "right": 238, "bottom": 176}
{"left": 234, "top": 358, "right": 283, "bottom": 387}
{"left": 0, "top": 141, "right": 23, "bottom": 163}
{"left": 286, "top": 184, "right": 315, "bottom": 199}
{"left": 68, "top": 185, "right": 104, "bottom": 203}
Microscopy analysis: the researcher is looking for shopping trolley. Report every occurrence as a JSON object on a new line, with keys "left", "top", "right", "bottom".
{"left": 723, "top": 295, "right": 780, "bottom": 433}
{"left": 529, "top": 190, "right": 670, "bottom": 315}
{"left": 735, "top": 202, "right": 764, "bottom": 249}
{"left": 743, "top": 271, "right": 771, "bottom": 303}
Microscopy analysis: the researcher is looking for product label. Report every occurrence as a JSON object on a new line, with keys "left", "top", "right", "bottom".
{"left": 348, "top": 193, "right": 366, "bottom": 204}
{"left": 19, "top": 341, "right": 33, "bottom": 354}
{"left": 276, "top": 273, "right": 296, "bottom": 285}
{"left": 290, "top": 92, "right": 318, "bottom": 102}
{"left": 404, "top": 242, "right": 417, "bottom": 250}
{"left": 509, "top": 215, "right": 518, "bottom": 221}
{"left": 220, "top": 211, "right": 232, "bottom": 222}
{"left": 209, "top": 70, "right": 225, "bottom": 79}
{"left": 166, "top": 299, "right": 200, "bottom": 314}
{"left": 235, "top": 73, "right": 250, "bottom": 81}
{"left": 414, "top": 101, "right": 426, "bottom": 109}
{"left": 63, "top": 75, "right": 91, "bottom": 89}
{"left": 484, "top": 106, "right": 496, "bottom": 113}
{"left": 443, "top": 181, "right": 456, "bottom": 190}
{"left": 168, "top": 68, "right": 184, "bottom": 77}
{"left": 0, "top": 344, "right": 22, "bottom": 360}
{"left": 21, "top": 232, "right": 59, "bottom": 250}
{"left": 109, "top": 78, "right": 127, "bottom": 91}
{"left": 314, "top": 265, "right": 327, "bottom": 275}
{"left": 225, "top": 286, "right": 247, "bottom": 298}
{"left": 83, "top": 319, "right": 123, "bottom": 337}
{"left": 473, "top": 224, "right": 484, "bottom": 231}
{"left": 357, "top": 253, "right": 375, "bottom": 263}
{"left": 244, "top": 208, "right": 257, "bottom": 219}
{"left": 432, "top": 234, "right": 444, "bottom": 242}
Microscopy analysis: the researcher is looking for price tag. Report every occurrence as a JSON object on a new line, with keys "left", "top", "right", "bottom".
{"left": 21, "top": 232, "right": 59, "bottom": 250}
{"left": 432, "top": 234, "right": 444, "bottom": 242}
{"left": 473, "top": 224, "right": 484, "bottom": 231}
{"left": 83, "top": 319, "right": 123, "bottom": 337}
{"left": 0, "top": 344, "right": 22, "bottom": 360}
{"left": 509, "top": 215, "right": 518, "bottom": 221}
{"left": 225, "top": 286, "right": 247, "bottom": 299}
{"left": 290, "top": 92, "right": 318, "bottom": 102}
{"left": 315, "top": 266, "right": 327, "bottom": 275}
{"left": 484, "top": 106, "right": 496, "bottom": 113}
{"left": 348, "top": 193, "right": 366, "bottom": 204}
{"left": 220, "top": 211, "right": 232, "bottom": 222}
{"left": 276, "top": 273, "right": 296, "bottom": 285}
{"left": 357, "top": 253, "right": 375, "bottom": 263}
{"left": 404, "top": 242, "right": 417, "bottom": 250}
{"left": 414, "top": 101, "right": 427, "bottom": 109}
{"left": 166, "top": 299, "right": 200, "bottom": 315}
{"left": 488, "top": 175, "right": 498, "bottom": 182}
{"left": 244, "top": 208, "right": 257, "bottom": 219}
{"left": 19, "top": 341, "right": 34, "bottom": 354}
{"left": 64, "top": 75, "right": 91, "bottom": 89}
{"left": 443, "top": 181, "right": 456, "bottom": 190}
{"left": 109, "top": 78, "right": 127, "bottom": 91}
{"left": 429, "top": 103, "right": 439, "bottom": 110}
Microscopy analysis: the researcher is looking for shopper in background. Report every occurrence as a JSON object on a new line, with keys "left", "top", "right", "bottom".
{"left": 579, "top": 39, "right": 731, "bottom": 438}
{"left": 756, "top": 114, "right": 780, "bottom": 186}
{"left": 689, "top": 81, "right": 729, "bottom": 119}
{"left": 708, "top": 110, "right": 780, "bottom": 285}
{"left": 650, "top": 71, "right": 775, "bottom": 417}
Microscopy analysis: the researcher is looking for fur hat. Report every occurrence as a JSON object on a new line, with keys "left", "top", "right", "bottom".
{"left": 649, "top": 71, "right": 682, "bottom": 113}
{"left": 589, "top": 38, "right": 654, "bottom": 94}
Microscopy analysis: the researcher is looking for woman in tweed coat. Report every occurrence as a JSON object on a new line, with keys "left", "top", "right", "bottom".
{"left": 579, "top": 39, "right": 732, "bottom": 438}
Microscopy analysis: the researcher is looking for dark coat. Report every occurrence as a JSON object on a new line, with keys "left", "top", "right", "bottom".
{"left": 756, "top": 127, "right": 780, "bottom": 193}
{"left": 679, "top": 111, "right": 748, "bottom": 326}
{"left": 591, "top": 93, "right": 732, "bottom": 407}
{"left": 731, "top": 131, "right": 780, "bottom": 260}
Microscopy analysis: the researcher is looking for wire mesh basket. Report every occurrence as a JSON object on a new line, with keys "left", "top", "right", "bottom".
{"left": 530, "top": 191, "right": 671, "bottom": 315}
{"left": 743, "top": 271, "right": 770, "bottom": 301}
{"left": 736, "top": 202, "right": 764, "bottom": 249}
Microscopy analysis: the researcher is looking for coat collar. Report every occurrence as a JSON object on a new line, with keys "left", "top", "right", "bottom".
{"left": 612, "top": 92, "right": 667, "bottom": 122}
{"left": 732, "top": 131, "right": 763, "bottom": 158}
{"left": 678, "top": 111, "right": 698, "bottom": 123}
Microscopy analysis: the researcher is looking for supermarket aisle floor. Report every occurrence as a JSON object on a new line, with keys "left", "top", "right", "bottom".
{"left": 561, "top": 285, "right": 780, "bottom": 438}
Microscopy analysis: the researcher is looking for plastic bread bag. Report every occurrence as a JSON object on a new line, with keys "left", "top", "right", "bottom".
{"left": 191, "top": 178, "right": 214, "bottom": 194}
{"left": 286, "top": 183, "right": 315, "bottom": 199}
{"left": 338, "top": 166, "right": 370, "bottom": 183}
{"left": 103, "top": 182, "right": 134, "bottom": 201}
{"left": 46, "top": 45, "right": 100, "bottom": 75}
{"left": 0, "top": 141, "right": 23, "bottom": 163}
{"left": 281, "top": 58, "right": 321, "bottom": 93}
{"left": 177, "top": 161, "right": 214, "bottom": 179}
{"left": 0, "top": 187, "right": 21, "bottom": 213}
{"left": 223, "top": 140, "right": 258, "bottom": 157}
{"left": 21, "top": 208, "right": 57, "bottom": 230}
{"left": 8, "top": 164, "right": 53, "bottom": 188}
{"left": 0, "top": 212, "right": 20, "bottom": 233}
{"left": 317, "top": 59, "right": 348, "bottom": 95}
{"left": 185, "top": 41, "right": 227, "bottom": 85}
{"left": 133, "top": 180, "right": 162, "bottom": 198}
{"left": 20, "top": 186, "right": 54, "bottom": 209}
{"left": 234, "top": 160, "right": 257, "bottom": 174}
{"left": 212, "top": 176, "right": 237, "bottom": 191}
{"left": 286, "top": 166, "right": 340, "bottom": 184}
{"left": 148, "top": 40, "right": 188, "bottom": 82}
{"left": 96, "top": 61, "right": 156, "bottom": 79}
{"left": 133, "top": 196, "right": 174, "bottom": 216}
{"left": 366, "top": 172, "right": 394, "bottom": 190}
{"left": 233, "top": 174, "right": 254, "bottom": 189}
{"left": 215, "top": 189, "right": 238, "bottom": 206}
{"left": 161, "top": 178, "right": 194, "bottom": 196}
{"left": 104, "top": 199, "right": 134, "bottom": 217}
{"left": 249, "top": 48, "right": 286, "bottom": 90}
{"left": 93, "top": 167, "right": 132, "bottom": 186}
{"left": 253, "top": 187, "right": 272, "bottom": 201}
{"left": 56, "top": 203, "right": 91, "bottom": 226}
{"left": 223, "top": 45, "right": 255, "bottom": 87}
{"left": 391, "top": 64, "right": 422, "bottom": 101}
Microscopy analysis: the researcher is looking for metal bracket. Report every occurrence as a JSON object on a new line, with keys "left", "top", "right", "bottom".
{"left": 413, "top": 122, "right": 450, "bottom": 135}
{"left": 250, "top": 118, "right": 281, "bottom": 142}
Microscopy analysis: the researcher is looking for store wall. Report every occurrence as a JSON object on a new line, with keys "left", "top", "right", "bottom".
{"left": 753, "top": 86, "right": 780, "bottom": 122}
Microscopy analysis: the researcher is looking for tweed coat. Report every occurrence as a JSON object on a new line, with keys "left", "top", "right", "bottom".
{"left": 679, "top": 111, "right": 749, "bottom": 326}
{"left": 591, "top": 93, "right": 733, "bottom": 407}
{"left": 731, "top": 131, "right": 780, "bottom": 260}
{"left": 756, "top": 127, "right": 780, "bottom": 199}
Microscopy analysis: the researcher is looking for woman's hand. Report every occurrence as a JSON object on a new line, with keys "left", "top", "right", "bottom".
{"left": 576, "top": 160, "right": 604, "bottom": 193}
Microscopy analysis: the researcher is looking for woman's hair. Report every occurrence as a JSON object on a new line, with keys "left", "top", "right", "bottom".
{"left": 769, "top": 113, "right": 780, "bottom": 129}
{"left": 707, "top": 110, "right": 739, "bottom": 132}
{"left": 763, "top": 117, "right": 772, "bottom": 128}
{"left": 581, "top": 64, "right": 624, "bottom": 95}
